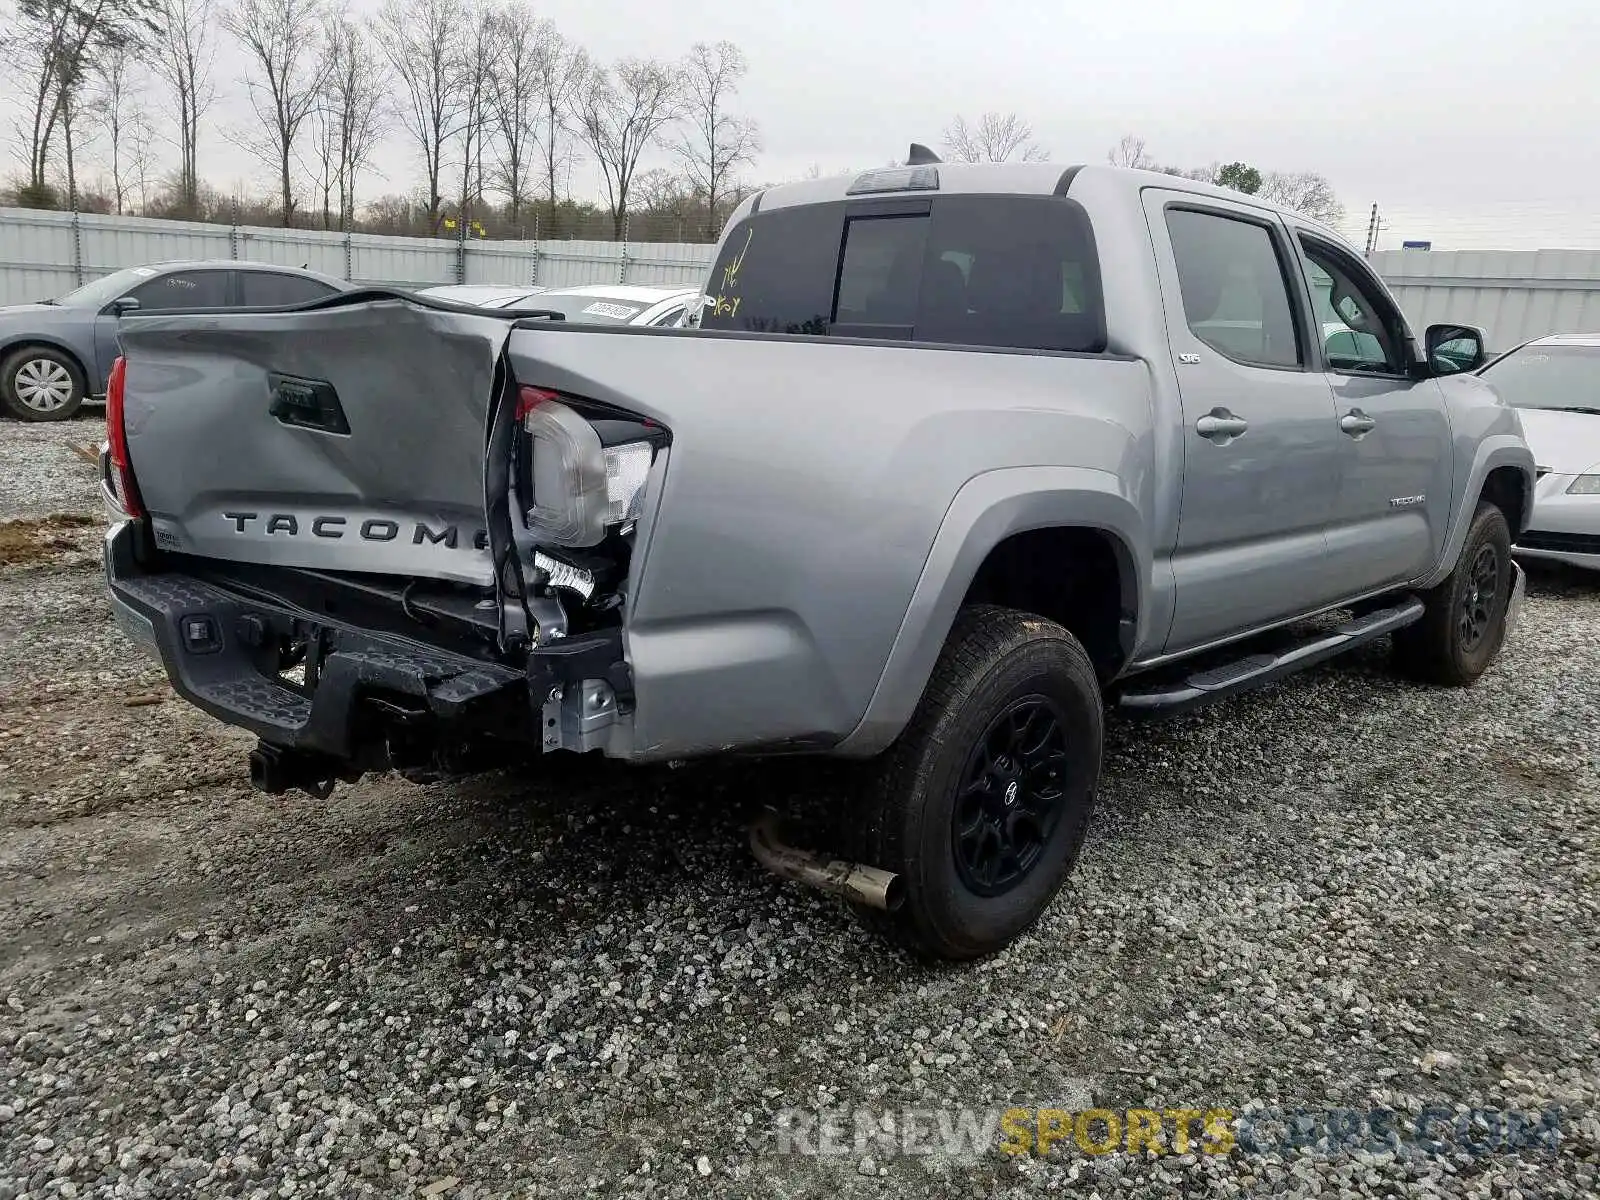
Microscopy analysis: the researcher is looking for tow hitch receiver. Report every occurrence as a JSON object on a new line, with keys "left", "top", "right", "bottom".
{"left": 249, "top": 743, "right": 359, "bottom": 799}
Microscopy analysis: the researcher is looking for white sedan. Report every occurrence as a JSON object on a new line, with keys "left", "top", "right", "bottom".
{"left": 1478, "top": 333, "right": 1600, "bottom": 570}
{"left": 418, "top": 282, "right": 700, "bottom": 329}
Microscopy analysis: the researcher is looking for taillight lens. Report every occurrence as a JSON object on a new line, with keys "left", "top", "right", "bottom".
{"left": 522, "top": 396, "right": 655, "bottom": 547}
{"left": 105, "top": 356, "right": 145, "bottom": 518}
{"left": 516, "top": 385, "right": 558, "bottom": 420}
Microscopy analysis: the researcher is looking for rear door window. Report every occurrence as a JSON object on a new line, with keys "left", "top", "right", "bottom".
{"left": 239, "top": 270, "right": 337, "bottom": 307}
{"left": 1164, "top": 208, "right": 1303, "bottom": 369}
{"left": 700, "top": 194, "right": 1105, "bottom": 353}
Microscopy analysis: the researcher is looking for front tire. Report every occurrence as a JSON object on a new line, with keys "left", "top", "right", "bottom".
{"left": 854, "top": 606, "right": 1103, "bottom": 960}
{"left": 1, "top": 347, "right": 87, "bottom": 421}
{"left": 1393, "top": 501, "right": 1513, "bottom": 686}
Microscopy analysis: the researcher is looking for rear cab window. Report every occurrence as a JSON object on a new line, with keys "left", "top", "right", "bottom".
{"left": 699, "top": 192, "right": 1106, "bottom": 354}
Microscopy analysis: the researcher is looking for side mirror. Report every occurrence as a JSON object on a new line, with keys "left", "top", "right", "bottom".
{"left": 1425, "top": 323, "right": 1486, "bottom": 376}
{"left": 109, "top": 296, "right": 141, "bottom": 315}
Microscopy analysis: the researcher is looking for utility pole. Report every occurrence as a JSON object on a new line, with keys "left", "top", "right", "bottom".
{"left": 1363, "top": 203, "right": 1381, "bottom": 257}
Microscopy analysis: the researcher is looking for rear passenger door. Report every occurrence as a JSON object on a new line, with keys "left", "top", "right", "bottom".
{"left": 1290, "top": 232, "right": 1451, "bottom": 592}
{"left": 1143, "top": 192, "right": 1346, "bottom": 652}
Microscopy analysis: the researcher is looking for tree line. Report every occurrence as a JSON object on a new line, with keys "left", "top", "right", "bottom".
{"left": 936, "top": 117, "right": 1344, "bottom": 226}
{"left": 6, "top": 0, "right": 761, "bottom": 241}
{"left": 3, "top": 3, "right": 1343, "bottom": 246}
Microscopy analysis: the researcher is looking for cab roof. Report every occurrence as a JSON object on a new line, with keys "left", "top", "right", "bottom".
{"left": 750, "top": 161, "right": 1347, "bottom": 244}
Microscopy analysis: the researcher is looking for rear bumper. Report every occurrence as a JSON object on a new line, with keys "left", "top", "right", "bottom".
{"left": 102, "top": 520, "right": 528, "bottom": 763}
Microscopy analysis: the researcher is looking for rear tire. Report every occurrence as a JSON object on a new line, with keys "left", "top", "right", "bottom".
{"left": 1, "top": 346, "right": 86, "bottom": 421}
{"left": 1392, "top": 501, "right": 1512, "bottom": 686}
{"left": 852, "top": 605, "right": 1103, "bottom": 960}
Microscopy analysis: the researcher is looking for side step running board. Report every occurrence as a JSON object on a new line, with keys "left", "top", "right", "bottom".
{"left": 1118, "top": 597, "right": 1425, "bottom": 716}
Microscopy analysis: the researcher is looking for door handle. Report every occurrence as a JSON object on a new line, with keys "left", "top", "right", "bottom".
{"left": 1195, "top": 408, "right": 1249, "bottom": 442}
{"left": 1339, "top": 408, "right": 1377, "bottom": 437}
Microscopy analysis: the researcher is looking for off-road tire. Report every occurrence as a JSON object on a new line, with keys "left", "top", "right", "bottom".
{"left": 851, "top": 605, "right": 1103, "bottom": 960}
{"left": 1392, "top": 501, "right": 1513, "bottom": 686}
{"left": 0, "top": 346, "right": 87, "bottom": 422}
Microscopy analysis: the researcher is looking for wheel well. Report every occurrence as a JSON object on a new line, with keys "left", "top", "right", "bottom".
{"left": 0, "top": 340, "right": 90, "bottom": 388}
{"left": 1480, "top": 465, "right": 1527, "bottom": 536}
{"left": 961, "top": 527, "right": 1133, "bottom": 682}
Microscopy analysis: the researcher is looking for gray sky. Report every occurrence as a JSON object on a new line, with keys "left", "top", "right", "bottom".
{"left": 21, "top": 0, "right": 1600, "bottom": 248}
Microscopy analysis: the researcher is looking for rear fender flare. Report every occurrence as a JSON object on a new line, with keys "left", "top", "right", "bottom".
{"left": 835, "top": 465, "right": 1148, "bottom": 758}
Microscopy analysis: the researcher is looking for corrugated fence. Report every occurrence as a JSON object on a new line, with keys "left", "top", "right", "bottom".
{"left": 3, "top": 208, "right": 1597, "bottom": 353}
{"left": 0, "top": 206, "right": 717, "bottom": 304}
{"left": 1368, "top": 248, "right": 1600, "bottom": 353}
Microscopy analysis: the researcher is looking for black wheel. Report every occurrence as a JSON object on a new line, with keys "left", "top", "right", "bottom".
{"left": 853, "top": 605, "right": 1103, "bottom": 960}
{"left": 1393, "top": 501, "right": 1513, "bottom": 686}
{"left": 0, "top": 346, "right": 86, "bottom": 421}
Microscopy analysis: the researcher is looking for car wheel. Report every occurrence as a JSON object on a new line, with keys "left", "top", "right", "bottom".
{"left": 1393, "top": 501, "right": 1513, "bottom": 686}
{"left": 852, "top": 605, "right": 1103, "bottom": 959}
{"left": 1, "top": 347, "right": 87, "bottom": 421}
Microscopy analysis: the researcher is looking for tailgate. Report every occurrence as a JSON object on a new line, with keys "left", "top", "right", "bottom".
{"left": 117, "top": 297, "right": 515, "bottom": 585}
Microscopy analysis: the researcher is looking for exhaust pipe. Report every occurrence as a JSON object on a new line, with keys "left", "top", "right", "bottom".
{"left": 748, "top": 810, "right": 905, "bottom": 912}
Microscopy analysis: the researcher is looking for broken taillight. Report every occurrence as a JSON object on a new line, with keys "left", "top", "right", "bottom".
{"left": 516, "top": 385, "right": 559, "bottom": 420}
{"left": 105, "top": 355, "right": 146, "bottom": 518}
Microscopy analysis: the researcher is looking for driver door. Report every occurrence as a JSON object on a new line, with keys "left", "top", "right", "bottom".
{"left": 1290, "top": 231, "right": 1452, "bottom": 593}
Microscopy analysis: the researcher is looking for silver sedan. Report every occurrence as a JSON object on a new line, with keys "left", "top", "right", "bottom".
{"left": 1479, "top": 333, "right": 1600, "bottom": 570}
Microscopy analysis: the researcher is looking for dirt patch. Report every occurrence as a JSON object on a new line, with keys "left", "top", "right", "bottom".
{"left": 0, "top": 512, "right": 99, "bottom": 566}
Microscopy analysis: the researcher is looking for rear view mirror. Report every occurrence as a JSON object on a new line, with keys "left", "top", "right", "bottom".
{"left": 109, "top": 296, "right": 141, "bottom": 315}
{"left": 1426, "top": 323, "right": 1486, "bottom": 376}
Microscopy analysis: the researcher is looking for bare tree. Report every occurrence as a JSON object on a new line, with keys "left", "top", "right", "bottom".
{"left": 323, "top": 14, "right": 388, "bottom": 229}
{"left": 373, "top": 0, "right": 463, "bottom": 231}
{"left": 60, "top": 78, "right": 86, "bottom": 205}
{"left": 632, "top": 166, "right": 693, "bottom": 214}
{"left": 223, "top": 0, "right": 332, "bottom": 226}
{"left": 672, "top": 40, "right": 759, "bottom": 239}
{"left": 127, "top": 113, "right": 158, "bottom": 212}
{"left": 1258, "top": 171, "right": 1343, "bottom": 224}
{"left": 453, "top": 1, "right": 499, "bottom": 232}
{"left": 149, "top": 0, "right": 215, "bottom": 213}
{"left": 1106, "top": 134, "right": 1154, "bottom": 170}
{"left": 484, "top": 2, "right": 545, "bottom": 222}
{"left": 88, "top": 40, "right": 153, "bottom": 213}
{"left": 306, "top": 105, "right": 341, "bottom": 228}
{"left": 573, "top": 57, "right": 683, "bottom": 239}
{"left": 11, "top": 0, "right": 159, "bottom": 204}
{"left": 941, "top": 112, "right": 1048, "bottom": 164}
{"left": 531, "top": 25, "right": 588, "bottom": 214}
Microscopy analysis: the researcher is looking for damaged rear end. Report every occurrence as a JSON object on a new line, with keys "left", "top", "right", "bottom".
{"left": 104, "top": 291, "right": 664, "bottom": 795}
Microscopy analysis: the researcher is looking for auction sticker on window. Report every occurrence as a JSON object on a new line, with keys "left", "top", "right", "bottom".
{"left": 581, "top": 301, "right": 640, "bottom": 321}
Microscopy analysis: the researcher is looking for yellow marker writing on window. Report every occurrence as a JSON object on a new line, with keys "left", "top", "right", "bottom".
{"left": 721, "top": 228, "right": 753, "bottom": 292}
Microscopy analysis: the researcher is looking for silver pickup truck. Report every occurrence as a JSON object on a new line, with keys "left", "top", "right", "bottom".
{"left": 101, "top": 153, "right": 1534, "bottom": 959}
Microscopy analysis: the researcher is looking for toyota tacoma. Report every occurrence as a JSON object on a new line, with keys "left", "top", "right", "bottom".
{"left": 100, "top": 152, "right": 1535, "bottom": 959}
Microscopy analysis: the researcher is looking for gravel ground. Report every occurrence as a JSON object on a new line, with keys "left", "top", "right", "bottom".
{"left": 2, "top": 413, "right": 1597, "bottom": 1198}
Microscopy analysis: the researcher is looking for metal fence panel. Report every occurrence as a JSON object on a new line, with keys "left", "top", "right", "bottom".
{"left": 78, "top": 214, "right": 232, "bottom": 281}
{"left": 347, "top": 231, "right": 459, "bottom": 289}
{"left": 0, "top": 207, "right": 721, "bottom": 303}
{"left": 1370, "top": 248, "right": 1600, "bottom": 353}
{"left": 0, "top": 208, "right": 90, "bottom": 300}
